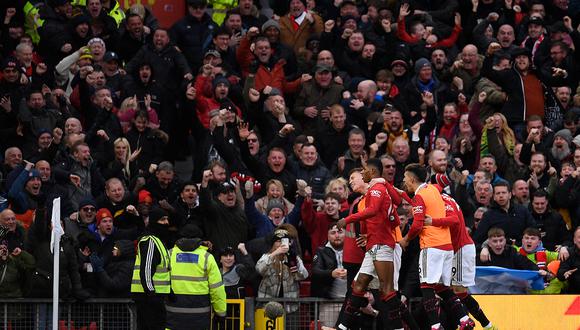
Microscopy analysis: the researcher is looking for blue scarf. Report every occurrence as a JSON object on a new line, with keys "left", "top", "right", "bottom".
{"left": 417, "top": 78, "right": 435, "bottom": 93}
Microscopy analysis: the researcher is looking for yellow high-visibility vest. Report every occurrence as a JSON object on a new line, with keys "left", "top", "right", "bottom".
{"left": 131, "top": 235, "right": 171, "bottom": 294}
{"left": 170, "top": 244, "right": 226, "bottom": 315}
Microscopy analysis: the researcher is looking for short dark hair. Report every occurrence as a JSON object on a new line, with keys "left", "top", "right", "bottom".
{"left": 523, "top": 227, "right": 541, "bottom": 238}
{"left": 324, "top": 192, "right": 342, "bottom": 203}
{"left": 493, "top": 181, "right": 510, "bottom": 191}
{"left": 405, "top": 163, "right": 427, "bottom": 183}
{"left": 532, "top": 190, "right": 547, "bottom": 199}
{"left": 488, "top": 227, "right": 505, "bottom": 238}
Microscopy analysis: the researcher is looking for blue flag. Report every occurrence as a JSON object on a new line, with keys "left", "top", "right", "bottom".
{"left": 470, "top": 266, "right": 545, "bottom": 294}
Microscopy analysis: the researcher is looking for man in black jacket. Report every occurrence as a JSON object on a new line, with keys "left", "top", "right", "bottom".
{"left": 473, "top": 182, "right": 536, "bottom": 246}
{"left": 169, "top": 0, "right": 217, "bottom": 73}
{"left": 530, "top": 190, "right": 570, "bottom": 250}
{"left": 311, "top": 223, "right": 347, "bottom": 328}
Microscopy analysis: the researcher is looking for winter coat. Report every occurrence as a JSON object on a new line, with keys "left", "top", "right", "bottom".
{"left": 25, "top": 208, "right": 88, "bottom": 299}
{"left": 244, "top": 196, "right": 303, "bottom": 238}
{"left": 0, "top": 250, "right": 35, "bottom": 298}
{"left": 557, "top": 246, "right": 580, "bottom": 293}
{"left": 198, "top": 187, "right": 250, "bottom": 254}
{"left": 89, "top": 239, "right": 135, "bottom": 297}
{"left": 290, "top": 161, "right": 331, "bottom": 200}
{"left": 125, "top": 126, "right": 166, "bottom": 174}
{"left": 279, "top": 11, "right": 324, "bottom": 54}
{"left": 53, "top": 154, "right": 105, "bottom": 210}
{"left": 311, "top": 245, "right": 343, "bottom": 298}
{"left": 169, "top": 13, "right": 218, "bottom": 72}
{"left": 125, "top": 42, "right": 191, "bottom": 92}
{"left": 292, "top": 80, "right": 343, "bottom": 135}
{"left": 473, "top": 203, "right": 536, "bottom": 247}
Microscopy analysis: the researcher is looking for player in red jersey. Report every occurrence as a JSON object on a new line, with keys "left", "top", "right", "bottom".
{"left": 426, "top": 174, "right": 496, "bottom": 330}
{"left": 399, "top": 165, "right": 474, "bottom": 330}
{"left": 335, "top": 159, "right": 410, "bottom": 330}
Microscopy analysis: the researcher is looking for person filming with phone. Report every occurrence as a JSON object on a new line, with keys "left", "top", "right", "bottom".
{"left": 255, "top": 227, "right": 308, "bottom": 323}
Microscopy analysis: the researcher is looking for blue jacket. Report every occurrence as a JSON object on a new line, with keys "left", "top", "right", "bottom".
{"left": 244, "top": 196, "right": 303, "bottom": 238}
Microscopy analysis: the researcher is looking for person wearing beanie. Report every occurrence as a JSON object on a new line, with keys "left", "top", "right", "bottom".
{"left": 131, "top": 206, "right": 171, "bottom": 330}
{"left": 166, "top": 218, "right": 227, "bottom": 329}
{"left": 192, "top": 62, "right": 242, "bottom": 129}
{"left": 260, "top": 18, "right": 298, "bottom": 78}
{"left": 7, "top": 162, "right": 43, "bottom": 231}
{"left": 401, "top": 55, "right": 447, "bottom": 128}
{"left": 292, "top": 63, "right": 343, "bottom": 135}
{"left": 279, "top": 0, "right": 323, "bottom": 53}
{"left": 550, "top": 128, "right": 573, "bottom": 168}
{"left": 65, "top": 197, "right": 98, "bottom": 242}
{"left": 243, "top": 178, "right": 305, "bottom": 238}
{"left": 256, "top": 224, "right": 308, "bottom": 316}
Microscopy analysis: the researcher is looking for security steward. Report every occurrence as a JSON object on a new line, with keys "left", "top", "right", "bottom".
{"left": 166, "top": 224, "right": 227, "bottom": 330}
{"left": 131, "top": 208, "right": 171, "bottom": 330}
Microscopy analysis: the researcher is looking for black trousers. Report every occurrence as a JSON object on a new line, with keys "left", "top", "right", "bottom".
{"left": 134, "top": 295, "right": 166, "bottom": 330}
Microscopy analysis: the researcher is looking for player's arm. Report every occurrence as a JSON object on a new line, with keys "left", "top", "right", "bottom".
{"left": 344, "top": 187, "right": 384, "bottom": 224}
{"left": 405, "top": 195, "right": 426, "bottom": 241}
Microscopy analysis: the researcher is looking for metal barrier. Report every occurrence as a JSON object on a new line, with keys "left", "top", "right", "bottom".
{"left": 0, "top": 297, "right": 375, "bottom": 330}
{"left": 211, "top": 299, "right": 246, "bottom": 330}
{"left": 0, "top": 299, "right": 137, "bottom": 330}
{"left": 254, "top": 297, "right": 359, "bottom": 330}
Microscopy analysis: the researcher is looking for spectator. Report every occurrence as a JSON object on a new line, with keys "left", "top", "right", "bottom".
{"left": 199, "top": 171, "right": 249, "bottom": 253}
{"left": 254, "top": 179, "right": 294, "bottom": 216}
{"left": 290, "top": 143, "right": 331, "bottom": 199}
{"left": 512, "top": 179, "right": 530, "bottom": 207}
{"left": 219, "top": 243, "right": 255, "bottom": 299}
{"left": 301, "top": 192, "right": 342, "bottom": 253}
{"left": 255, "top": 227, "right": 308, "bottom": 317}
{"left": 169, "top": 0, "right": 217, "bottom": 73}
{"left": 243, "top": 178, "right": 303, "bottom": 238}
{"left": 88, "top": 239, "right": 135, "bottom": 297}
{"left": 530, "top": 190, "right": 570, "bottom": 251}
{"left": 558, "top": 227, "right": 580, "bottom": 293}
{"left": 473, "top": 181, "right": 536, "bottom": 246}
{"left": 293, "top": 64, "right": 343, "bottom": 135}
{"left": 0, "top": 208, "right": 25, "bottom": 253}
{"left": 279, "top": 0, "right": 323, "bottom": 54}
{"left": 0, "top": 226, "right": 35, "bottom": 298}
{"left": 477, "top": 227, "right": 539, "bottom": 272}
{"left": 311, "top": 222, "right": 346, "bottom": 327}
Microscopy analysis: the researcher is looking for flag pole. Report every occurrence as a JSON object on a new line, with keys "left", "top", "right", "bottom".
{"left": 51, "top": 197, "right": 63, "bottom": 330}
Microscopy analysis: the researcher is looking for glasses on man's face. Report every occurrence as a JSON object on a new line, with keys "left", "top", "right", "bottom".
{"left": 247, "top": 138, "right": 258, "bottom": 143}
{"left": 81, "top": 207, "right": 96, "bottom": 212}
{"left": 384, "top": 164, "right": 396, "bottom": 168}
{"left": 474, "top": 217, "right": 482, "bottom": 222}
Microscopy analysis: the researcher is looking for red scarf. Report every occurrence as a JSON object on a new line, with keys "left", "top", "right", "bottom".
{"left": 519, "top": 247, "right": 547, "bottom": 270}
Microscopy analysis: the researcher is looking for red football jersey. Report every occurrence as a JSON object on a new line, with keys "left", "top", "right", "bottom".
{"left": 345, "top": 181, "right": 397, "bottom": 249}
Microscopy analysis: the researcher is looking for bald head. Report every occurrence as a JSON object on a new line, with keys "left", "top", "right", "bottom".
{"left": 0, "top": 209, "right": 17, "bottom": 232}
{"left": 4, "top": 147, "right": 22, "bottom": 169}
{"left": 357, "top": 80, "right": 377, "bottom": 103}
{"left": 65, "top": 117, "right": 83, "bottom": 135}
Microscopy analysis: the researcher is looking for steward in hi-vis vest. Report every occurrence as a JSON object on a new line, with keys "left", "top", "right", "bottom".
{"left": 166, "top": 224, "right": 226, "bottom": 330}
{"left": 131, "top": 208, "right": 171, "bottom": 330}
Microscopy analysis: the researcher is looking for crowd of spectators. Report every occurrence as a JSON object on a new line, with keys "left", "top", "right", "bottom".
{"left": 1, "top": 0, "right": 580, "bottom": 326}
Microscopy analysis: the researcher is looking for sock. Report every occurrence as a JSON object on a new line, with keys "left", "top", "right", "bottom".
{"left": 437, "top": 287, "right": 469, "bottom": 324}
{"left": 335, "top": 289, "right": 368, "bottom": 328}
{"left": 380, "top": 292, "right": 404, "bottom": 329}
{"left": 421, "top": 286, "right": 440, "bottom": 327}
{"left": 398, "top": 295, "right": 420, "bottom": 330}
{"left": 483, "top": 323, "right": 494, "bottom": 329}
{"left": 459, "top": 292, "right": 490, "bottom": 327}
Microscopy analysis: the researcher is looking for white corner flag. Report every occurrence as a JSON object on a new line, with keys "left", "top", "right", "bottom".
{"left": 51, "top": 197, "right": 63, "bottom": 330}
